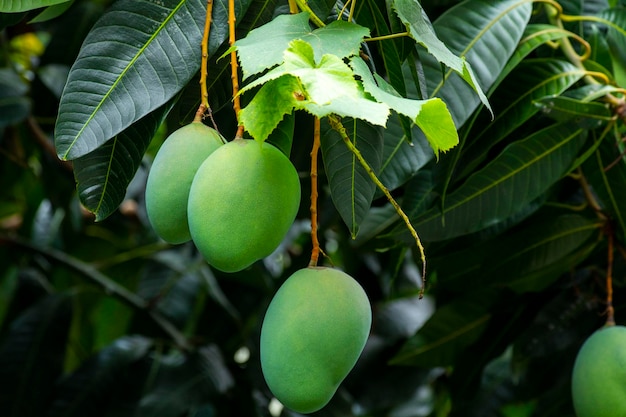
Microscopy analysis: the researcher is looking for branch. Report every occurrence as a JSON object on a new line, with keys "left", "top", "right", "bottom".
{"left": 0, "top": 234, "right": 193, "bottom": 351}
{"left": 309, "top": 117, "right": 321, "bottom": 267}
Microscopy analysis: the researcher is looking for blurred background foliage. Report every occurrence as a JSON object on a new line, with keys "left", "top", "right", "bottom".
{"left": 1, "top": 0, "right": 626, "bottom": 416}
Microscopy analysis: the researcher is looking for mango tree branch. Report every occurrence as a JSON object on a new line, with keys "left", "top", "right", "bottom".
{"left": 327, "top": 115, "right": 427, "bottom": 297}
{"left": 198, "top": 0, "right": 214, "bottom": 118}
{"left": 0, "top": 234, "right": 193, "bottom": 351}
{"left": 228, "top": 0, "right": 244, "bottom": 138}
{"left": 309, "top": 117, "right": 321, "bottom": 267}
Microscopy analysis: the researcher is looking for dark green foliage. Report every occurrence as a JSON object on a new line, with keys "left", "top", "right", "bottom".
{"left": 1, "top": 0, "right": 626, "bottom": 416}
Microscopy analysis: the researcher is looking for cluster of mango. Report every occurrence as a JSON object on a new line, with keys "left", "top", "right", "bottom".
{"left": 144, "top": 122, "right": 372, "bottom": 413}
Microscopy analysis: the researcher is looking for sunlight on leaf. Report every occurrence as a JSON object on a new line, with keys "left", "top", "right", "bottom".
{"left": 233, "top": 12, "right": 369, "bottom": 79}
{"left": 392, "top": 0, "right": 491, "bottom": 115}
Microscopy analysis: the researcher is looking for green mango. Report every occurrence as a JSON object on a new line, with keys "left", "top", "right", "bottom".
{"left": 260, "top": 267, "right": 372, "bottom": 414}
{"left": 145, "top": 122, "right": 224, "bottom": 244}
{"left": 572, "top": 325, "right": 626, "bottom": 417}
{"left": 187, "top": 138, "right": 300, "bottom": 272}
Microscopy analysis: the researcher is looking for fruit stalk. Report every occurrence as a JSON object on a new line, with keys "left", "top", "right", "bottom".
{"left": 199, "top": 0, "right": 214, "bottom": 114}
{"left": 309, "top": 117, "right": 321, "bottom": 267}
{"left": 606, "top": 228, "right": 615, "bottom": 326}
{"left": 228, "top": 0, "right": 244, "bottom": 137}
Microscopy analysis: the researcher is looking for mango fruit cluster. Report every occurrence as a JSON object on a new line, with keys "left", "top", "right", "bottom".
{"left": 261, "top": 267, "right": 372, "bottom": 413}
{"left": 145, "top": 123, "right": 301, "bottom": 272}
{"left": 571, "top": 325, "right": 626, "bottom": 417}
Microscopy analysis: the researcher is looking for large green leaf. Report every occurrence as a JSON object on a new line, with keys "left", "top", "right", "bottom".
{"left": 351, "top": 56, "right": 458, "bottom": 157}
{"left": 459, "top": 214, "right": 599, "bottom": 293}
{"left": 233, "top": 12, "right": 370, "bottom": 79}
{"left": 379, "top": 0, "right": 532, "bottom": 192}
{"left": 396, "top": 123, "right": 587, "bottom": 242}
{"left": 54, "top": 0, "right": 210, "bottom": 160}
{"left": 73, "top": 100, "right": 175, "bottom": 221}
{"left": 458, "top": 59, "right": 586, "bottom": 177}
{"left": 239, "top": 40, "right": 389, "bottom": 138}
{"left": 0, "top": 294, "right": 72, "bottom": 417}
{"left": 497, "top": 24, "right": 578, "bottom": 88}
{"left": 0, "top": 0, "right": 69, "bottom": 12}
{"left": 392, "top": 0, "right": 490, "bottom": 113}
{"left": 355, "top": 0, "right": 408, "bottom": 97}
{"left": 321, "top": 118, "right": 384, "bottom": 238}
{"left": 390, "top": 290, "right": 497, "bottom": 366}
{"left": 421, "top": 0, "right": 531, "bottom": 126}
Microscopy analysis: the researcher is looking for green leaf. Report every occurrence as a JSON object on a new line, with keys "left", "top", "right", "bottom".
{"left": 0, "top": 68, "right": 31, "bottom": 128}
{"left": 534, "top": 95, "right": 613, "bottom": 128}
{"left": 239, "top": 76, "right": 301, "bottom": 142}
{"left": 379, "top": 0, "right": 532, "bottom": 192}
{"left": 73, "top": 100, "right": 174, "bottom": 221}
{"left": 377, "top": 89, "right": 435, "bottom": 192}
{"left": 599, "top": 8, "right": 626, "bottom": 87}
{"left": 0, "top": 0, "right": 69, "bottom": 12}
{"left": 585, "top": 136, "right": 626, "bottom": 243}
{"left": 239, "top": 40, "right": 389, "bottom": 138}
{"left": 48, "top": 335, "right": 153, "bottom": 417}
{"left": 321, "top": 118, "right": 383, "bottom": 237}
{"left": 233, "top": 12, "right": 370, "bottom": 79}
{"left": 54, "top": 0, "right": 208, "bottom": 160}
{"left": 137, "top": 345, "right": 234, "bottom": 417}
{"left": 28, "top": 0, "right": 74, "bottom": 23}
{"left": 422, "top": 0, "right": 531, "bottom": 126}
{"left": 459, "top": 59, "right": 586, "bottom": 177}
{"left": 497, "top": 24, "right": 576, "bottom": 87}
{"left": 355, "top": 0, "right": 408, "bottom": 97}
{"left": 399, "top": 123, "right": 587, "bottom": 242}
{"left": 489, "top": 214, "right": 600, "bottom": 293}
{"left": 351, "top": 56, "right": 458, "bottom": 157}
{"left": 390, "top": 291, "right": 496, "bottom": 366}
{"left": 0, "top": 294, "right": 72, "bottom": 417}
{"left": 392, "top": 0, "right": 491, "bottom": 114}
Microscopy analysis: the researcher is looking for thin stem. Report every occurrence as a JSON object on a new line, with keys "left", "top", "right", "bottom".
{"left": 365, "top": 32, "right": 410, "bottom": 42}
{"left": 309, "top": 117, "right": 321, "bottom": 267}
{"left": 198, "top": 0, "right": 214, "bottom": 116}
{"left": 606, "top": 228, "right": 615, "bottom": 326}
{"left": 0, "top": 234, "right": 193, "bottom": 351}
{"left": 328, "top": 115, "right": 427, "bottom": 298}
{"left": 577, "top": 167, "right": 606, "bottom": 219}
{"left": 287, "top": 0, "right": 298, "bottom": 14}
{"left": 293, "top": 0, "right": 325, "bottom": 27}
{"left": 229, "top": 0, "right": 242, "bottom": 132}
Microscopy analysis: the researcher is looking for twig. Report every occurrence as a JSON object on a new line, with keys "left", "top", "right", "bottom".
{"left": 605, "top": 228, "right": 615, "bottom": 326}
{"left": 0, "top": 233, "right": 193, "bottom": 351}
{"left": 309, "top": 117, "right": 321, "bottom": 267}
{"left": 228, "top": 0, "right": 244, "bottom": 138}
{"left": 328, "top": 115, "right": 427, "bottom": 298}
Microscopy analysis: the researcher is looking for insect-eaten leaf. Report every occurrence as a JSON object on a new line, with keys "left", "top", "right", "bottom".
{"left": 351, "top": 56, "right": 458, "bottom": 158}
{"left": 239, "top": 40, "right": 389, "bottom": 142}
{"left": 232, "top": 12, "right": 370, "bottom": 79}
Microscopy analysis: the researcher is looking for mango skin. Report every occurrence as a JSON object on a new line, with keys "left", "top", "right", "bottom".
{"left": 260, "top": 267, "right": 372, "bottom": 414}
{"left": 571, "top": 325, "right": 626, "bottom": 417}
{"left": 145, "top": 122, "right": 223, "bottom": 244}
{"left": 187, "top": 138, "right": 301, "bottom": 272}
